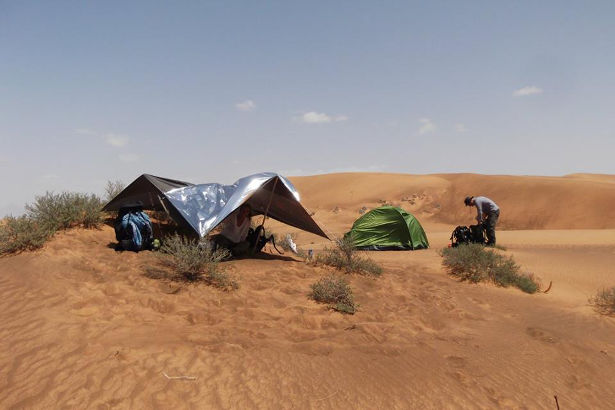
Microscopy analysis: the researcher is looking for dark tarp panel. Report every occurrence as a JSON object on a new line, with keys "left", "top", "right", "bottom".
{"left": 102, "top": 174, "right": 192, "bottom": 212}
{"left": 244, "top": 177, "right": 328, "bottom": 238}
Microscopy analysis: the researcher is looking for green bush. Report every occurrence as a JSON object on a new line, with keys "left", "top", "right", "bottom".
{"left": 310, "top": 274, "right": 356, "bottom": 314}
{"left": 590, "top": 287, "right": 615, "bottom": 316}
{"left": 0, "top": 216, "right": 50, "bottom": 255}
{"left": 158, "top": 235, "right": 238, "bottom": 290}
{"left": 441, "top": 244, "right": 540, "bottom": 294}
{"left": 316, "top": 237, "right": 382, "bottom": 276}
{"left": 1, "top": 191, "right": 104, "bottom": 256}
{"left": 26, "top": 191, "right": 104, "bottom": 232}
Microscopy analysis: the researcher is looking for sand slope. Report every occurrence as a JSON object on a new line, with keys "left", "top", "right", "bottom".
{"left": 290, "top": 172, "right": 615, "bottom": 230}
{"left": 1, "top": 173, "right": 615, "bottom": 409}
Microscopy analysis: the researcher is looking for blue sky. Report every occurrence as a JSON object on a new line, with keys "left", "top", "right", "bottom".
{"left": 1, "top": 1, "right": 614, "bottom": 215}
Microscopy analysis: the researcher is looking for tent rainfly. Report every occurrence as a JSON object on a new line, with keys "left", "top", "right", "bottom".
{"left": 103, "top": 172, "right": 329, "bottom": 239}
{"left": 344, "top": 206, "right": 429, "bottom": 250}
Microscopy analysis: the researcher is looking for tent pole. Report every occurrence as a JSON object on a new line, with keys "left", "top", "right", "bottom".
{"left": 252, "top": 177, "right": 278, "bottom": 253}
{"left": 147, "top": 191, "right": 162, "bottom": 237}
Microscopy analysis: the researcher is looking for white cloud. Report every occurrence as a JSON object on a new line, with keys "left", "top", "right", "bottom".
{"left": 418, "top": 118, "right": 436, "bottom": 135}
{"left": 298, "top": 112, "right": 349, "bottom": 124}
{"left": 513, "top": 86, "right": 543, "bottom": 97}
{"left": 74, "top": 128, "right": 132, "bottom": 148}
{"left": 235, "top": 100, "right": 255, "bottom": 111}
{"left": 105, "top": 133, "right": 129, "bottom": 147}
{"left": 455, "top": 123, "right": 467, "bottom": 132}
{"left": 118, "top": 153, "right": 139, "bottom": 162}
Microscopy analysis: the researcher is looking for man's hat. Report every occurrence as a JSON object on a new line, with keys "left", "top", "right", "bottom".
{"left": 464, "top": 196, "right": 473, "bottom": 206}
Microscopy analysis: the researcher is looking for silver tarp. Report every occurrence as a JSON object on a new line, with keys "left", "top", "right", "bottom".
{"left": 164, "top": 172, "right": 328, "bottom": 239}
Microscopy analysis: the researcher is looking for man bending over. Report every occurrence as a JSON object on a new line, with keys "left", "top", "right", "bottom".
{"left": 464, "top": 196, "right": 500, "bottom": 246}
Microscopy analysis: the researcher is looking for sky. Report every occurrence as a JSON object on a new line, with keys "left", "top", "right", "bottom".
{"left": 1, "top": 0, "right": 614, "bottom": 215}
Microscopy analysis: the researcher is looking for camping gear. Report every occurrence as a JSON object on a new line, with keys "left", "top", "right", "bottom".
{"left": 103, "top": 173, "right": 329, "bottom": 240}
{"left": 470, "top": 224, "right": 486, "bottom": 244}
{"left": 285, "top": 234, "right": 298, "bottom": 254}
{"left": 246, "top": 225, "right": 281, "bottom": 254}
{"left": 344, "top": 206, "right": 429, "bottom": 250}
{"left": 450, "top": 225, "right": 472, "bottom": 247}
{"left": 450, "top": 224, "right": 485, "bottom": 247}
{"left": 114, "top": 208, "right": 154, "bottom": 251}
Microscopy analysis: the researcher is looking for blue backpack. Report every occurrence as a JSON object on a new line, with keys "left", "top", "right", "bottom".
{"left": 114, "top": 208, "right": 153, "bottom": 251}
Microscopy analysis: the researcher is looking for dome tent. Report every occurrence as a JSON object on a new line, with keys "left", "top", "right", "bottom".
{"left": 344, "top": 206, "right": 429, "bottom": 250}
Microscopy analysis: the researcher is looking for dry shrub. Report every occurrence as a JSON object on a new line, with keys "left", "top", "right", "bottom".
{"left": 316, "top": 237, "right": 382, "bottom": 276}
{"left": 104, "top": 180, "right": 125, "bottom": 203}
{"left": 310, "top": 274, "right": 356, "bottom": 314}
{"left": 0, "top": 216, "right": 50, "bottom": 255}
{"left": 441, "top": 243, "right": 540, "bottom": 294}
{"left": 158, "top": 235, "right": 238, "bottom": 290}
{"left": 590, "top": 287, "right": 615, "bottom": 316}
{"left": 1, "top": 191, "right": 104, "bottom": 256}
{"left": 26, "top": 191, "right": 104, "bottom": 231}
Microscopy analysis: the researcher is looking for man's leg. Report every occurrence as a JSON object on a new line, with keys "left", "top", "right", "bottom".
{"left": 485, "top": 211, "right": 499, "bottom": 246}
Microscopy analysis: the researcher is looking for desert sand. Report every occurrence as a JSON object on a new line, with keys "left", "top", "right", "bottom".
{"left": 1, "top": 173, "right": 614, "bottom": 409}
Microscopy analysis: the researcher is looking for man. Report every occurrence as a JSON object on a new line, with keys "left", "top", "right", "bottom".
{"left": 464, "top": 196, "right": 500, "bottom": 246}
{"left": 214, "top": 204, "right": 252, "bottom": 256}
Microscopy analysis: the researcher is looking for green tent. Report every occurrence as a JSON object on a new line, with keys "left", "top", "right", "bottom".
{"left": 344, "top": 206, "right": 429, "bottom": 250}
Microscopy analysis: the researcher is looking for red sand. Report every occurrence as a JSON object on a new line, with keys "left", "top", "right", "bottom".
{"left": 1, "top": 173, "right": 614, "bottom": 409}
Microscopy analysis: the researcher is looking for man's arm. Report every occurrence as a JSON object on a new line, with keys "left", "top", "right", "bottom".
{"left": 474, "top": 199, "right": 483, "bottom": 222}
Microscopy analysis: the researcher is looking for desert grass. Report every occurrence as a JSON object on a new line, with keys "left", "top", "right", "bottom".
{"left": 316, "top": 237, "right": 382, "bottom": 276}
{"left": 441, "top": 243, "right": 540, "bottom": 294}
{"left": 589, "top": 287, "right": 615, "bottom": 316}
{"left": 310, "top": 274, "right": 356, "bottom": 314}
{"left": 158, "top": 234, "right": 238, "bottom": 290}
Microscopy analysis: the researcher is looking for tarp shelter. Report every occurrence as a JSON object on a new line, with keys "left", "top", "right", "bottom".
{"left": 103, "top": 173, "right": 329, "bottom": 239}
{"left": 344, "top": 206, "right": 429, "bottom": 250}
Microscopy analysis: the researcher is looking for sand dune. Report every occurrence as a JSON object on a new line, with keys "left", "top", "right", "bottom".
{"left": 1, "top": 173, "right": 615, "bottom": 409}
{"left": 291, "top": 172, "right": 615, "bottom": 230}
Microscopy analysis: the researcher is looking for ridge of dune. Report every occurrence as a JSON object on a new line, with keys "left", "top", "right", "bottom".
{"left": 289, "top": 172, "right": 615, "bottom": 230}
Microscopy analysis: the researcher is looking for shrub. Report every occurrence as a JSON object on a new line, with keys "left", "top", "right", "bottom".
{"left": 310, "top": 274, "right": 356, "bottom": 314}
{"left": 0, "top": 191, "right": 105, "bottom": 256}
{"left": 0, "top": 216, "right": 50, "bottom": 255}
{"left": 441, "top": 244, "right": 540, "bottom": 294}
{"left": 26, "top": 191, "right": 104, "bottom": 232}
{"left": 316, "top": 237, "right": 382, "bottom": 276}
{"left": 590, "top": 287, "right": 615, "bottom": 316}
{"left": 158, "top": 235, "right": 238, "bottom": 290}
{"left": 104, "top": 180, "right": 125, "bottom": 203}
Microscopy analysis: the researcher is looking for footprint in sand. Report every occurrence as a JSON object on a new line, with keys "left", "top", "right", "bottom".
{"left": 526, "top": 327, "right": 559, "bottom": 344}
{"left": 445, "top": 355, "right": 467, "bottom": 368}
